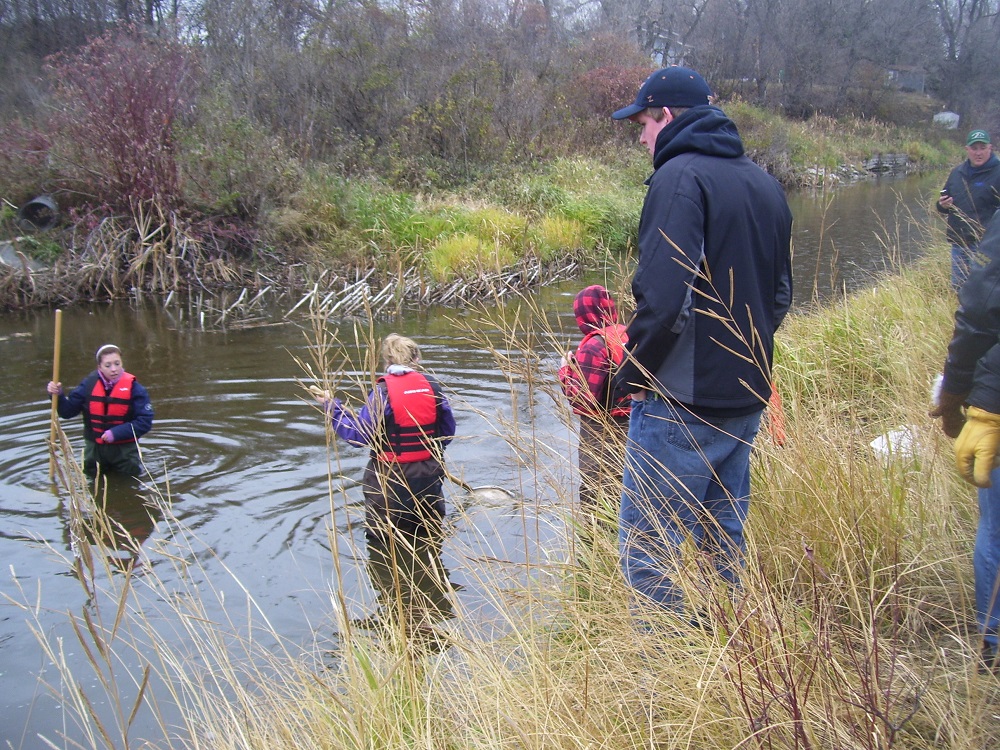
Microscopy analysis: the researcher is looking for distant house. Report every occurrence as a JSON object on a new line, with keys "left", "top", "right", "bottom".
{"left": 886, "top": 66, "right": 926, "bottom": 94}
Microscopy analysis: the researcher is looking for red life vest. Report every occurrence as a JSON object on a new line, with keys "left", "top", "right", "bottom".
{"left": 578, "top": 324, "right": 631, "bottom": 418}
{"left": 376, "top": 371, "right": 441, "bottom": 463}
{"left": 84, "top": 372, "right": 137, "bottom": 443}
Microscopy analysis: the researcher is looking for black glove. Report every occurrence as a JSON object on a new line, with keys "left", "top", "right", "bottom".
{"left": 612, "top": 360, "right": 646, "bottom": 398}
{"left": 929, "top": 389, "right": 968, "bottom": 439}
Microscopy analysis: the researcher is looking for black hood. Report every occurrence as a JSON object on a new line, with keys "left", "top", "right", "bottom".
{"left": 652, "top": 106, "right": 745, "bottom": 171}
{"left": 968, "top": 153, "right": 1000, "bottom": 176}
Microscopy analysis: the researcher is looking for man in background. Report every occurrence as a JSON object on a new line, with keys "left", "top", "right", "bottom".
{"left": 937, "top": 129, "right": 1000, "bottom": 290}
{"left": 610, "top": 66, "right": 793, "bottom": 615}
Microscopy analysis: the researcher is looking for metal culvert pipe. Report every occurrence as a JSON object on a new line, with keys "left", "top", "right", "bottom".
{"left": 17, "top": 195, "right": 58, "bottom": 231}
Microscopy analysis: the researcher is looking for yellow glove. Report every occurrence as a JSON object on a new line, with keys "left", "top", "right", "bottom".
{"left": 955, "top": 407, "right": 1000, "bottom": 488}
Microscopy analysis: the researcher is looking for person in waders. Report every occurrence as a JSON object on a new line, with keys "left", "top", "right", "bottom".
{"left": 313, "top": 333, "right": 457, "bottom": 646}
{"left": 558, "top": 284, "right": 630, "bottom": 537}
{"left": 46, "top": 344, "right": 154, "bottom": 480}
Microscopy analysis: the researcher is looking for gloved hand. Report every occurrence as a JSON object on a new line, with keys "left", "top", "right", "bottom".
{"left": 929, "top": 389, "right": 968, "bottom": 439}
{"left": 955, "top": 406, "right": 1000, "bottom": 487}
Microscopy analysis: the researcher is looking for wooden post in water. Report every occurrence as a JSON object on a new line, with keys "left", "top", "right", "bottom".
{"left": 48, "top": 309, "right": 62, "bottom": 480}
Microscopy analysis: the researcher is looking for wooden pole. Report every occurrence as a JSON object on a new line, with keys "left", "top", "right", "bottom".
{"left": 48, "top": 309, "right": 62, "bottom": 479}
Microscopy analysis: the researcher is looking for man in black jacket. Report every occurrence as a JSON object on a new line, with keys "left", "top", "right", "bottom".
{"left": 932, "top": 211, "right": 1000, "bottom": 673}
{"left": 937, "top": 129, "right": 1000, "bottom": 290}
{"left": 610, "top": 66, "right": 793, "bottom": 613}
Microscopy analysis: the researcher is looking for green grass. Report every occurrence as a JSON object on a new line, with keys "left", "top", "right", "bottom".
{"left": 726, "top": 99, "right": 961, "bottom": 185}
{"left": 1, "top": 103, "right": 964, "bottom": 312}
{"left": 263, "top": 112, "right": 957, "bottom": 280}
{"left": 270, "top": 166, "right": 629, "bottom": 280}
{"left": 526, "top": 214, "right": 588, "bottom": 262}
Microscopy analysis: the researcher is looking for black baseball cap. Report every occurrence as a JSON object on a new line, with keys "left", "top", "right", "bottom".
{"left": 612, "top": 66, "right": 713, "bottom": 120}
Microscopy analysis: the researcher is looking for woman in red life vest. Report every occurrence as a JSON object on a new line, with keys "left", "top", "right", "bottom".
{"left": 46, "top": 344, "right": 154, "bottom": 479}
{"left": 314, "top": 334, "right": 457, "bottom": 635}
{"left": 558, "top": 285, "right": 631, "bottom": 531}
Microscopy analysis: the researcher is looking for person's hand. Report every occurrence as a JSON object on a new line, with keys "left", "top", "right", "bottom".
{"left": 100, "top": 429, "right": 115, "bottom": 444}
{"left": 955, "top": 406, "right": 1000, "bottom": 487}
{"left": 46, "top": 381, "right": 62, "bottom": 396}
{"left": 939, "top": 195, "right": 955, "bottom": 210}
{"left": 560, "top": 352, "right": 574, "bottom": 368}
{"left": 308, "top": 384, "right": 331, "bottom": 403}
{"left": 929, "top": 389, "right": 967, "bottom": 439}
{"left": 308, "top": 384, "right": 334, "bottom": 412}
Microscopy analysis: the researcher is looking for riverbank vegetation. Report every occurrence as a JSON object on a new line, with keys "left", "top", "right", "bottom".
{"left": 0, "top": 16, "right": 969, "bottom": 311}
{"left": 22, "top": 237, "right": 1000, "bottom": 749}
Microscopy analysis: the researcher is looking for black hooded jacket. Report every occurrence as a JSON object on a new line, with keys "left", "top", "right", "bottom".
{"left": 613, "top": 105, "right": 793, "bottom": 415}
{"left": 943, "top": 212, "right": 1000, "bottom": 411}
{"left": 938, "top": 154, "right": 1000, "bottom": 248}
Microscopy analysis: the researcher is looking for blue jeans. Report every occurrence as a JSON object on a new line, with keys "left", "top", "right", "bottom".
{"left": 619, "top": 393, "right": 763, "bottom": 610}
{"left": 976, "top": 470, "right": 1000, "bottom": 647}
{"left": 951, "top": 243, "right": 982, "bottom": 291}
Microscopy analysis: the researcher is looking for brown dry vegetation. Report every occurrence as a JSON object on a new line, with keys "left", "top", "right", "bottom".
{"left": 0, "top": 10, "right": 975, "bottom": 311}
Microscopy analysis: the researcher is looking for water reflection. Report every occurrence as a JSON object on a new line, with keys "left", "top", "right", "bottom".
{"left": 785, "top": 171, "right": 944, "bottom": 304}
{"left": 68, "top": 474, "right": 161, "bottom": 567}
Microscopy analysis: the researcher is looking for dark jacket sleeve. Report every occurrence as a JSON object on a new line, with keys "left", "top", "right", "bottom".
{"left": 54, "top": 374, "right": 93, "bottom": 419}
{"left": 942, "top": 214, "right": 1000, "bottom": 409}
{"left": 614, "top": 163, "right": 703, "bottom": 393}
{"left": 437, "top": 394, "right": 456, "bottom": 448}
{"left": 936, "top": 167, "right": 959, "bottom": 217}
{"left": 774, "top": 242, "right": 793, "bottom": 331}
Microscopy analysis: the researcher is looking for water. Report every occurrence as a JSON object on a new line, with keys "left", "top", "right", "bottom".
{"left": 787, "top": 170, "right": 944, "bottom": 303}
{"left": 0, "top": 300, "right": 577, "bottom": 749}
{"left": 0, "top": 171, "right": 949, "bottom": 748}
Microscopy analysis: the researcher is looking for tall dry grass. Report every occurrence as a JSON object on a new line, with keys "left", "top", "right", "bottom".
{"left": 14, "top": 230, "right": 1000, "bottom": 750}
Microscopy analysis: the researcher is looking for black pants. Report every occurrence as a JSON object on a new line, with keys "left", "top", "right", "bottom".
{"left": 361, "top": 459, "right": 453, "bottom": 625}
{"left": 83, "top": 440, "right": 143, "bottom": 479}
{"left": 577, "top": 414, "right": 629, "bottom": 528}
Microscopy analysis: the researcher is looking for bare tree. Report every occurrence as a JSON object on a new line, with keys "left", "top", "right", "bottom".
{"left": 932, "top": 0, "right": 1000, "bottom": 125}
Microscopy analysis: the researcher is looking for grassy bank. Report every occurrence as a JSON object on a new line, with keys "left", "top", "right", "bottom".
{"left": 1, "top": 99, "right": 962, "bottom": 312}
{"left": 23, "top": 231, "right": 1000, "bottom": 749}
{"left": 269, "top": 108, "right": 959, "bottom": 276}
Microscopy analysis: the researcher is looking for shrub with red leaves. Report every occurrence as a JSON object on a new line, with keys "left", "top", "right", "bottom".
{"left": 575, "top": 66, "right": 655, "bottom": 120}
{"left": 44, "top": 27, "right": 197, "bottom": 212}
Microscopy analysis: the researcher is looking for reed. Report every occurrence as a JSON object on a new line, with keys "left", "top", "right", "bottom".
{"left": 18, "top": 227, "right": 1000, "bottom": 750}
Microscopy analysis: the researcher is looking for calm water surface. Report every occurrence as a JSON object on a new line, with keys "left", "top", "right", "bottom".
{"left": 790, "top": 170, "right": 944, "bottom": 302}
{"left": 0, "top": 172, "right": 948, "bottom": 748}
